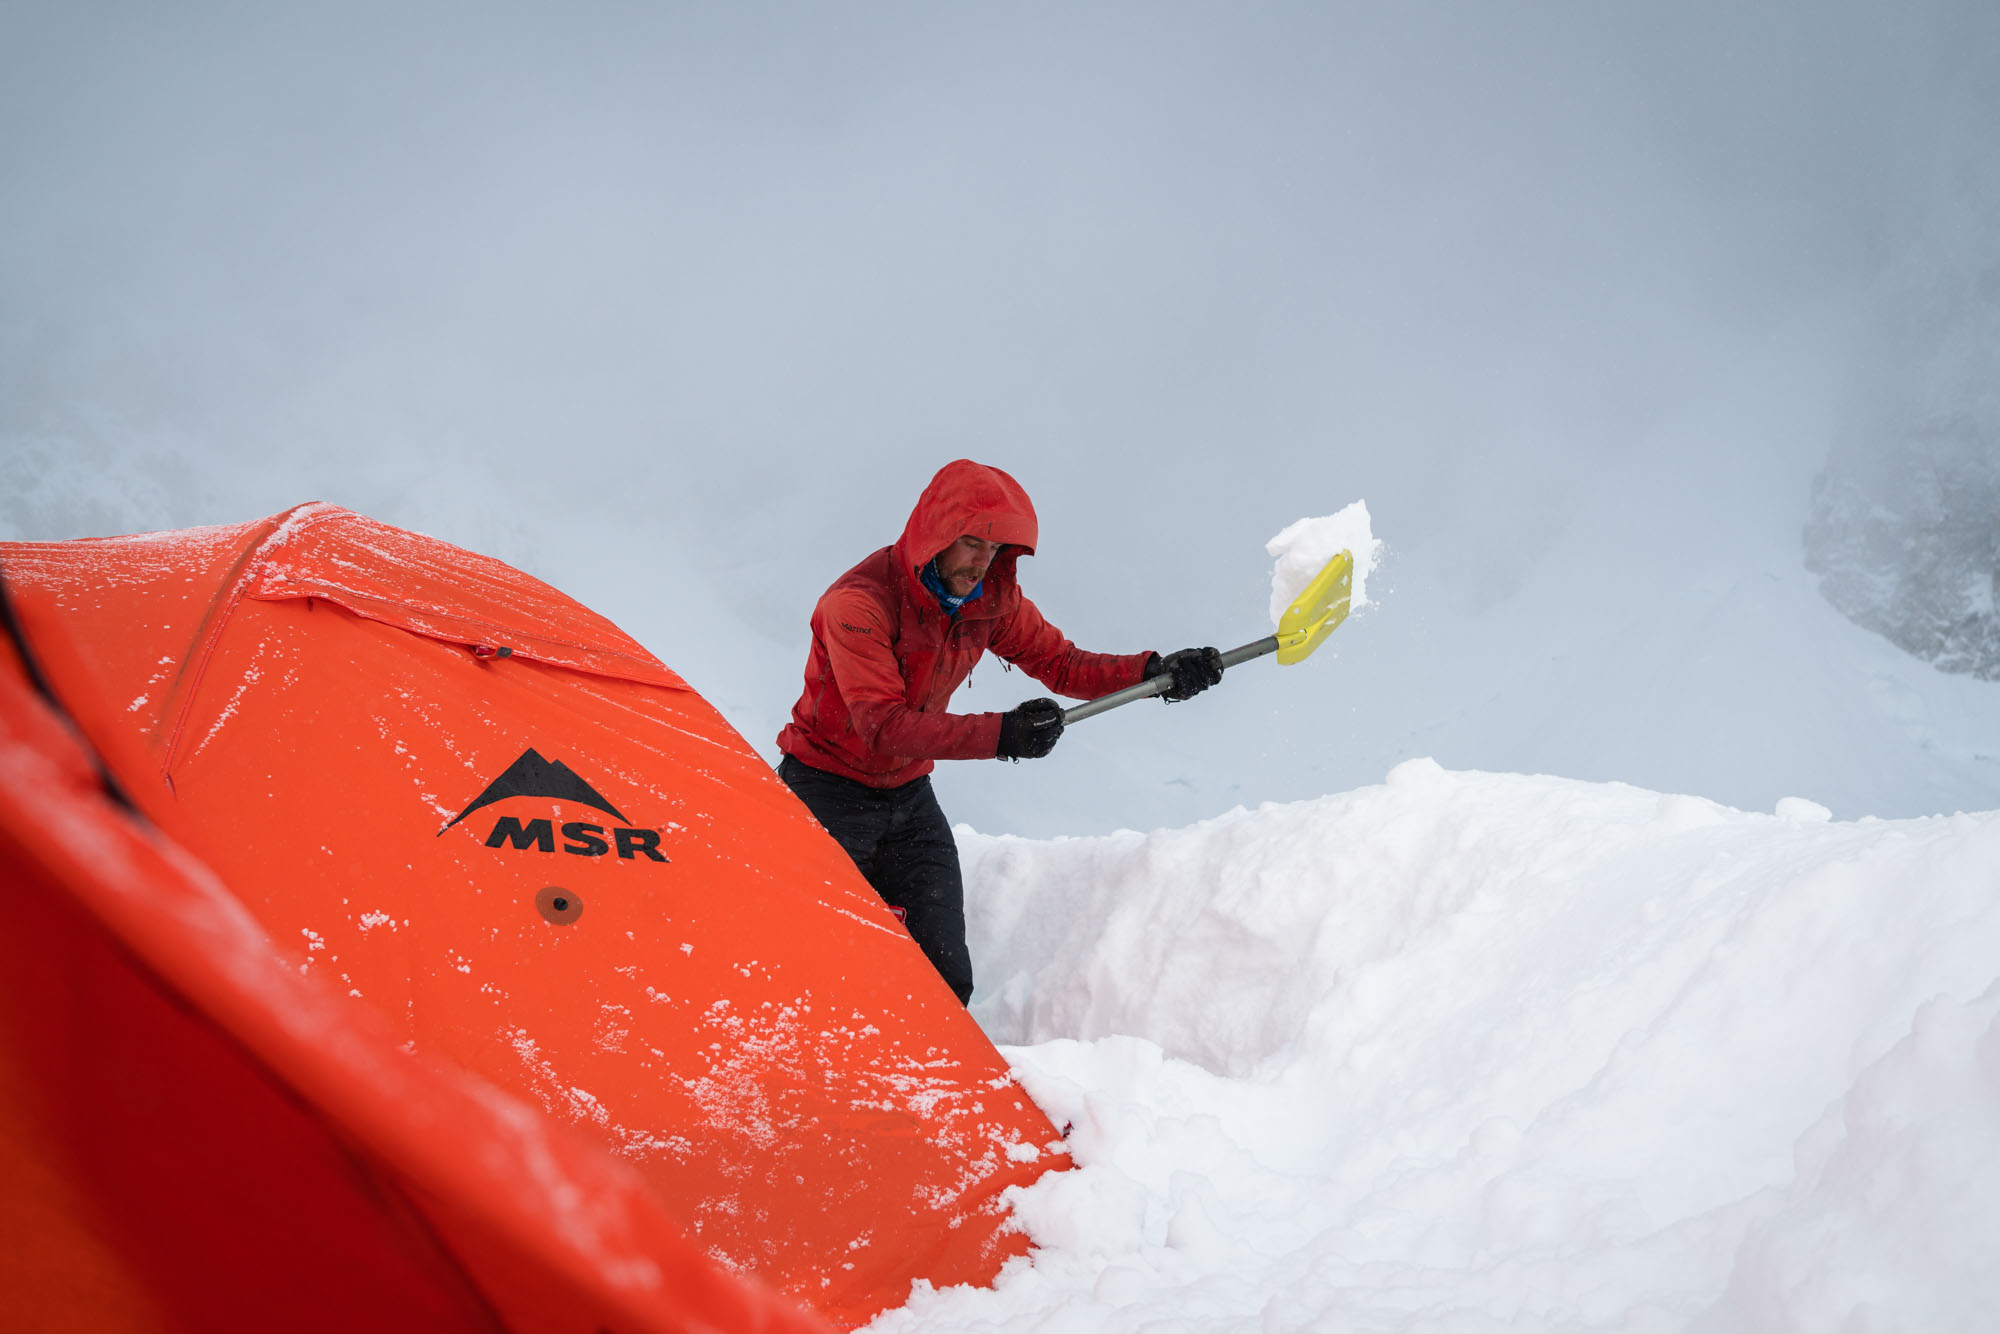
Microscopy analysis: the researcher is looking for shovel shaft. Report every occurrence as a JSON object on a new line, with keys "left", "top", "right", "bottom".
{"left": 1062, "top": 635, "right": 1280, "bottom": 725}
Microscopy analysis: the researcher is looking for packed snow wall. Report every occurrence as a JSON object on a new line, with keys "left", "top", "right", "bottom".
{"left": 871, "top": 760, "right": 2000, "bottom": 1331}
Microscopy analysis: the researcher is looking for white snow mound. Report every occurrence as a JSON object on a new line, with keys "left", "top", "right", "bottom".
{"left": 1266, "top": 501, "right": 1383, "bottom": 624}
{"left": 869, "top": 762, "right": 2000, "bottom": 1332}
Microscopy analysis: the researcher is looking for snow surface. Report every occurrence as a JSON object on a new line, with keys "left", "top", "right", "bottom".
{"left": 1266, "top": 502, "right": 1382, "bottom": 625}
{"left": 860, "top": 761, "right": 2000, "bottom": 1332}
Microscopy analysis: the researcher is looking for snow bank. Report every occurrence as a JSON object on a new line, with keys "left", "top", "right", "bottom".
{"left": 867, "top": 763, "right": 2000, "bottom": 1331}
{"left": 1266, "top": 502, "right": 1383, "bottom": 624}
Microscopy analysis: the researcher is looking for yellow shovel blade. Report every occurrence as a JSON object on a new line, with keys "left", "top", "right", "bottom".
{"left": 1276, "top": 549, "right": 1353, "bottom": 664}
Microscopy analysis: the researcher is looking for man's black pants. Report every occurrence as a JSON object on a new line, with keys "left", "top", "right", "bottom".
{"left": 778, "top": 755, "right": 973, "bottom": 1004}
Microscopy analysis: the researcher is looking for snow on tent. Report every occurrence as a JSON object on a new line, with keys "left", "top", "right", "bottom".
{"left": 0, "top": 617, "right": 827, "bottom": 1334}
{"left": 0, "top": 503, "right": 1070, "bottom": 1328}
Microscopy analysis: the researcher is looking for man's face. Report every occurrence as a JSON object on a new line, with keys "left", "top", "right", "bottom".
{"left": 938, "top": 535, "right": 1004, "bottom": 597}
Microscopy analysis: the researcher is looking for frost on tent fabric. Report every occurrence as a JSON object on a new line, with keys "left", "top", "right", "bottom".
{"left": 0, "top": 502, "right": 1072, "bottom": 1329}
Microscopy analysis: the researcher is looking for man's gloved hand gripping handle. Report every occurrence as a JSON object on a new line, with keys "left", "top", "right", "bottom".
{"left": 1147, "top": 646, "right": 1225, "bottom": 702}
{"left": 997, "top": 697, "right": 1065, "bottom": 760}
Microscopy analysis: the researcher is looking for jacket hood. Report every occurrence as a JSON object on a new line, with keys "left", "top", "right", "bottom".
{"left": 893, "top": 461, "right": 1038, "bottom": 607}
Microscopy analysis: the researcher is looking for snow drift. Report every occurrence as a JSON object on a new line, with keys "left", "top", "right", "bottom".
{"left": 871, "top": 761, "right": 2000, "bottom": 1331}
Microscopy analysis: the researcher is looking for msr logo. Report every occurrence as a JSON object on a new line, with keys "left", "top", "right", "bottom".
{"left": 484, "top": 815, "right": 664, "bottom": 861}
{"left": 441, "top": 748, "right": 668, "bottom": 863}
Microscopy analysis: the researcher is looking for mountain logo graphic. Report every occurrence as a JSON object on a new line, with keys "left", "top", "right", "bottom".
{"left": 441, "top": 747, "right": 668, "bottom": 865}
{"left": 442, "top": 747, "right": 629, "bottom": 831}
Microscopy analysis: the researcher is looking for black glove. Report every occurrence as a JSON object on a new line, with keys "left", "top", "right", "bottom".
{"left": 997, "top": 697, "right": 1065, "bottom": 760}
{"left": 1147, "top": 647, "right": 1224, "bottom": 702}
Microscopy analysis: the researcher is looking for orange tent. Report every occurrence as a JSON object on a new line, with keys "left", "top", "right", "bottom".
{"left": 0, "top": 624, "right": 828, "bottom": 1333}
{"left": 2, "top": 504, "right": 1068, "bottom": 1328}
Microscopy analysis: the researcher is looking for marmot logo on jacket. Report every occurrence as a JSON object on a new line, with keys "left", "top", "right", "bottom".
{"left": 440, "top": 747, "right": 668, "bottom": 862}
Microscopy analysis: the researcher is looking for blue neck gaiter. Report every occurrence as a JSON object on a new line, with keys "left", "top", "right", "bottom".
{"left": 919, "top": 557, "right": 982, "bottom": 618}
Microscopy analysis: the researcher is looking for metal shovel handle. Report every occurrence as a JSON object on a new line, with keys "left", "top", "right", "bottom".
{"left": 1062, "top": 636, "right": 1280, "bottom": 725}
{"left": 1056, "top": 546, "right": 1354, "bottom": 728}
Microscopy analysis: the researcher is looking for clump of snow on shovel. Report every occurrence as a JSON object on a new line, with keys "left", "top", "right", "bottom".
{"left": 1265, "top": 501, "right": 1382, "bottom": 624}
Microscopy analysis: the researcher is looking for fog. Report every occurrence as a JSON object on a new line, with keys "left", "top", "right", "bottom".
{"left": 5, "top": 1, "right": 1998, "bottom": 835}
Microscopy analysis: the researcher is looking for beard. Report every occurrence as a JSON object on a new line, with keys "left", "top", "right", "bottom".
{"left": 941, "top": 563, "right": 986, "bottom": 593}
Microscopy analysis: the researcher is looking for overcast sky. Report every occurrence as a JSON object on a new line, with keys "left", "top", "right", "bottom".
{"left": 5, "top": 2, "right": 1997, "bottom": 833}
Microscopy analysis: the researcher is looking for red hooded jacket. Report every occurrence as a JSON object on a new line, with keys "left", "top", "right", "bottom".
{"left": 777, "top": 461, "right": 1153, "bottom": 788}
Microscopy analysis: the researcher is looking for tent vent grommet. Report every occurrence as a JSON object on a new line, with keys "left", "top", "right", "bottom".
{"left": 535, "top": 887, "right": 583, "bottom": 925}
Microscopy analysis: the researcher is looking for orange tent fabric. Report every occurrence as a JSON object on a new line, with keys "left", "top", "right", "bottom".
{"left": 2, "top": 504, "right": 1069, "bottom": 1328}
{"left": 0, "top": 613, "right": 829, "bottom": 1333}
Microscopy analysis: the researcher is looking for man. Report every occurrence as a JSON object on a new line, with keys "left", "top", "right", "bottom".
{"left": 777, "top": 459, "right": 1223, "bottom": 1004}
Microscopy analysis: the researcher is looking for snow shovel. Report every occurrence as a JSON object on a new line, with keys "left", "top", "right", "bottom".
{"left": 1063, "top": 548, "right": 1355, "bottom": 724}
